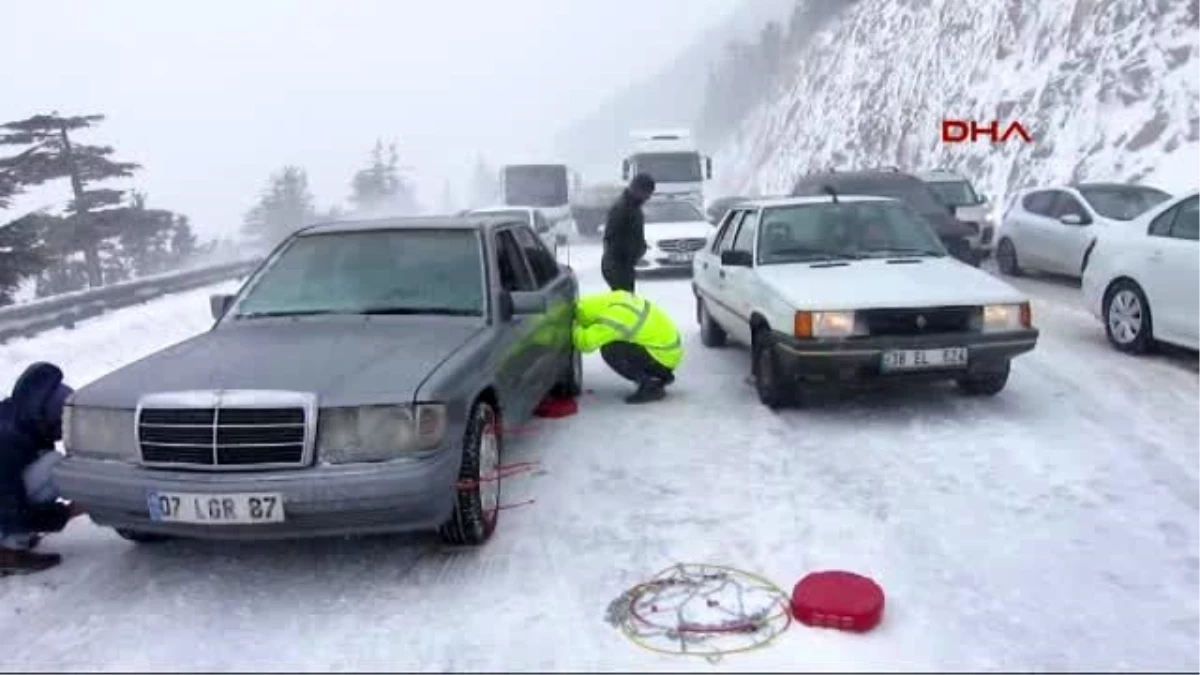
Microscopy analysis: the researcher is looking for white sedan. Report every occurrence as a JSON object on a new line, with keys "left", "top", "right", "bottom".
{"left": 635, "top": 198, "right": 715, "bottom": 274}
{"left": 997, "top": 183, "right": 1171, "bottom": 278}
{"left": 1082, "top": 191, "right": 1199, "bottom": 353}
{"left": 691, "top": 195, "right": 1039, "bottom": 408}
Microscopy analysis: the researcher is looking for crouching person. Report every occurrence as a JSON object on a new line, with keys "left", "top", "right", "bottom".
{"left": 0, "top": 362, "right": 83, "bottom": 575}
{"left": 572, "top": 289, "right": 683, "bottom": 404}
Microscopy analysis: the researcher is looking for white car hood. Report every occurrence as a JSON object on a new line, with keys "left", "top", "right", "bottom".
{"left": 646, "top": 221, "right": 713, "bottom": 244}
{"left": 756, "top": 257, "right": 1027, "bottom": 310}
{"left": 954, "top": 204, "right": 990, "bottom": 223}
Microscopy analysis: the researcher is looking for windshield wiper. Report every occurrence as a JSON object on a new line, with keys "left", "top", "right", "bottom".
{"left": 769, "top": 246, "right": 865, "bottom": 261}
{"left": 865, "top": 247, "right": 946, "bottom": 258}
{"left": 355, "top": 307, "right": 479, "bottom": 316}
{"left": 236, "top": 309, "right": 344, "bottom": 319}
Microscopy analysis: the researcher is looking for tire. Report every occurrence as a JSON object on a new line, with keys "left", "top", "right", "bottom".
{"left": 996, "top": 238, "right": 1022, "bottom": 276}
{"left": 751, "top": 327, "right": 795, "bottom": 409}
{"left": 957, "top": 361, "right": 1011, "bottom": 396}
{"left": 551, "top": 346, "right": 583, "bottom": 398}
{"left": 439, "top": 400, "right": 502, "bottom": 546}
{"left": 1104, "top": 280, "right": 1154, "bottom": 355}
{"left": 116, "top": 528, "right": 172, "bottom": 544}
{"left": 697, "top": 297, "right": 727, "bottom": 348}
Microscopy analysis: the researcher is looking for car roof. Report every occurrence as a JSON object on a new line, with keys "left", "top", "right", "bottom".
{"left": 796, "top": 169, "right": 924, "bottom": 184}
{"left": 1073, "top": 182, "right": 1165, "bottom": 191}
{"left": 740, "top": 195, "right": 897, "bottom": 208}
{"left": 297, "top": 215, "right": 506, "bottom": 236}
{"left": 468, "top": 205, "right": 535, "bottom": 214}
{"left": 917, "top": 169, "right": 969, "bottom": 182}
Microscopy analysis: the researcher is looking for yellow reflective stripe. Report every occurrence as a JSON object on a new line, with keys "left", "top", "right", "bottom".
{"left": 644, "top": 335, "right": 682, "bottom": 352}
{"left": 593, "top": 317, "right": 629, "bottom": 335}
{"left": 608, "top": 299, "right": 651, "bottom": 339}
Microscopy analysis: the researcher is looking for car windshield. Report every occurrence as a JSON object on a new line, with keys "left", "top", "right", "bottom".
{"left": 832, "top": 179, "right": 948, "bottom": 216}
{"left": 503, "top": 166, "right": 568, "bottom": 207}
{"left": 233, "top": 229, "right": 484, "bottom": 318}
{"left": 757, "top": 202, "right": 947, "bottom": 264}
{"left": 644, "top": 200, "right": 705, "bottom": 223}
{"left": 926, "top": 180, "right": 980, "bottom": 207}
{"left": 632, "top": 152, "right": 703, "bottom": 183}
{"left": 1078, "top": 185, "right": 1171, "bottom": 220}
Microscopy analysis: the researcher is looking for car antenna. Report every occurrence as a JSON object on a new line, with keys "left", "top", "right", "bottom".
{"left": 822, "top": 185, "right": 839, "bottom": 204}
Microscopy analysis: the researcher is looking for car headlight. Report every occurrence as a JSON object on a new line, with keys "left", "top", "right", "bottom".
{"left": 983, "top": 303, "right": 1032, "bottom": 332}
{"left": 64, "top": 405, "right": 137, "bottom": 460}
{"left": 317, "top": 403, "right": 447, "bottom": 464}
{"left": 794, "top": 311, "right": 860, "bottom": 338}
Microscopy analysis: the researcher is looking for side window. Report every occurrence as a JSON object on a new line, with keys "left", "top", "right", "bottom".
{"left": 494, "top": 230, "right": 536, "bottom": 292}
{"left": 731, "top": 210, "right": 759, "bottom": 254}
{"left": 714, "top": 210, "right": 745, "bottom": 253}
{"left": 1149, "top": 204, "right": 1179, "bottom": 237}
{"left": 1050, "top": 192, "right": 1087, "bottom": 219}
{"left": 1022, "top": 191, "right": 1054, "bottom": 216}
{"left": 512, "top": 226, "right": 559, "bottom": 288}
{"left": 1169, "top": 197, "right": 1198, "bottom": 241}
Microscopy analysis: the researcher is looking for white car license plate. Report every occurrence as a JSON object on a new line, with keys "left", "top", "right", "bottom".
{"left": 667, "top": 252, "right": 694, "bottom": 264}
{"left": 880, "top": 347, "right": 968, "bottom": 372}
{"left": 147, "top": 491, "right": 285, "bottom": 524}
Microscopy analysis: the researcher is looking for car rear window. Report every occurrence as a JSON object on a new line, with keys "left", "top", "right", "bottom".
{"left": 758, "top": 202, "right": 946, "bottom": 263}
{"left": 234, "top": 229, "right": 484, "bottom": 317}
{"left": 1078, "top": 185, "right": 1171, "bottom": 221}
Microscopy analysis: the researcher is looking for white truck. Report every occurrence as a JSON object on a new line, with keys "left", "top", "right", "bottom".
{"left": 570, "top": 182, "right": 624, "bottom": 237}
{"left": 621, "top": 130, "right": 713, "bottom": 210}
{"left": 498, "top": 163, "right": 581, "bottom": 235}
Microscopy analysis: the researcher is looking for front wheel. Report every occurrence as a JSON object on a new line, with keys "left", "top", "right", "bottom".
{"left": 552, "top": 346, "right": 583, "bottom": 398}
{"left": 752, "top": 329, "right": 795, "bottom": 409}
{"left": 439, "top": 401, "right": 502, "bottom": 546}
{"left": 996, "top": 238, "right": 1022, "bottom": 276}
{"left": 957, "top": 361, "right": 1011, "bottom": 396}
{"left": 1104, "top": 280, "right": 1154, "bottom": 354}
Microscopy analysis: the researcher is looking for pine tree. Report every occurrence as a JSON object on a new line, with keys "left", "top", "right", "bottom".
{"left": 0, "top": 113, "right": 140, "bottom": 288}
{"left": 0, "top": 214, "right": 48, "bottom": 305}
{"left": 349, "top": 139, "right": 419, "bottom": 216}
{"left": 469, "top": 155, "right": 498, "bottom": 208}
{"left": 242, "top": 166, "right": 318, "bottom": 248}
{"left": 169, "top": 214, "right": 198, "bottom": 262}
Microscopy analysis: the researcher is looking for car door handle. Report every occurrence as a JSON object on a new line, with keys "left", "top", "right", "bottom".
{"left": 702, "top": 262, "right": 709, "bottom": 269}
{"left": 718, "top": 270, "right": 726, "bottom": 279}
{"left": 1149, "top": 250, "right": 1164, "bottom": 261}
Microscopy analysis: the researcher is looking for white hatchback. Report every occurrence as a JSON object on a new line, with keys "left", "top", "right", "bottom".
{"left": 1082, "top": 191, "right": 1199, "bottom": 353}
{"left": 996, "top": 183, "right": 1171, "bottom": 278}
{"left": 691, "top": 195, "right": 1039, "bottom": 407}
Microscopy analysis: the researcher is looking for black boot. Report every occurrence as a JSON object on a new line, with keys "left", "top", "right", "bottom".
{"left": 625, "top": 378, "right": 666, "bottom": 404}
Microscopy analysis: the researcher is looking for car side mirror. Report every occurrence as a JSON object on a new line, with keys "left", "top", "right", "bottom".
{"left": 1059, "top": 213, "right": 1085, "bottom": 226}
{"left": 210, "top": 293, "right": 234, "bottom": 320}
{"left": 621, "top": 160, "right": 630, "bottom": 180}
{"left": 978, "top": 193, "right": 989, "bottom": 204}
{"left": 555, "top": 233, "right": 568, "bottom": 245}
{"left": 509, "top": 291, "right": 547, "bottom": 316}
{"left": 720, "top": 249, "right": 752, "bottom": 267}
{"left": 705, "top": 157, "right": 713, "bottom": 180}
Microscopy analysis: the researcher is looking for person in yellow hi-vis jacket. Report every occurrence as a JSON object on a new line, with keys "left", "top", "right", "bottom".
{"left": 572, "top": 289, "right": 683, "bottom": 404}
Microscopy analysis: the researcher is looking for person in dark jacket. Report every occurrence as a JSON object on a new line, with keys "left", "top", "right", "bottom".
{"left": 601, "top": 173, "right": 656, "bottom": 292}
{"left": 0, "top": 362, "right": 82, "bottom": 575}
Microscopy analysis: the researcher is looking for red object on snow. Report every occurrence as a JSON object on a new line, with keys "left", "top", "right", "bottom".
{"left": 534, "top": 396, "right": 578, "bottom": 418}
{"left": 791, "top": 570, "right": 885, "bottom": 633}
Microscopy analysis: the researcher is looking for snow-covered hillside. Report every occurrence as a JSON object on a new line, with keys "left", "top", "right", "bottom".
{"left": 715, "top": 0, "right": 1199, "bottom": 204}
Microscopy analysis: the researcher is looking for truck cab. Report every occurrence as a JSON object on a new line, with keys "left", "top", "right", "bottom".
{"left": 621, "top": 130, "right": 713, "bottom": 210}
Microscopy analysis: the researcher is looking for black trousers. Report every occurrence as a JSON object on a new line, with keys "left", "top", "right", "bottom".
{"left": 601, "top": 255, "right": 636, "bottom": 292}
{"left": 601, "top": 342, "right": 674, "bottom": 385}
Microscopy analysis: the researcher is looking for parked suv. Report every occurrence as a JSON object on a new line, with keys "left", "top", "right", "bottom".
{"left": 791, "top": 170, "right": 979, "bottom": 265}
{"left": 918, "top": 169, "right": 994, "bottom": 262}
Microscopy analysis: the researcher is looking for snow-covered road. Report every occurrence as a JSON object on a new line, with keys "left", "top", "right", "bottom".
{"left": 1, "top": 242, "right": 1196, "bottom": 672}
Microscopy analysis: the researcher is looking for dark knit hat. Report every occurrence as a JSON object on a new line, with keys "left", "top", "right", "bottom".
{"left": 630, "top": 173, "right": 656, "bottom": 194}
{"left": 11, "top": 361, "right": 72, "bottom": 424}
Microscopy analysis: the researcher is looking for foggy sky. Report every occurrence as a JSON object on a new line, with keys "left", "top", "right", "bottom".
{"left": 1, "top": 0, "right": 741, "bottom": 238}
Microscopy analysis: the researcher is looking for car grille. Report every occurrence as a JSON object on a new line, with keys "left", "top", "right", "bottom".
{"left": 980, "top": 226, "right": 994, "bottom": 244}
{"left": 137, "top": 394, "right": 313, "bottom": 469}
{"left": 960, "top": 221, "right": 981, "bottom": 234}
{"left": 861, "top": 306, "right": 978, "bottom": 336}
{"left": 657, "top": 238, "right": 707, "bottom": 253}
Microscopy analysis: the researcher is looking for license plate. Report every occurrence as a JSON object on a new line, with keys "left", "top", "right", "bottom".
{"left": 880, "top": 347, "right": 968, "bottom": 372}
{"left": 667, "top": 252, "right": 694, "bottom": 263}
{"left": 147, "top": 491, "right": 285, "bottom": 524}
